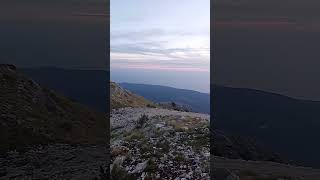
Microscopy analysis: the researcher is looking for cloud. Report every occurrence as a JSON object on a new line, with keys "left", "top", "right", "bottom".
{"left": 111, "top": 43, "right": 208, "bottom": 59}
{"left": 111, "top": 29, "right": 201, "bottom": 42}
{"left": 111, "top": 28, "right": 209, "bottom": 72}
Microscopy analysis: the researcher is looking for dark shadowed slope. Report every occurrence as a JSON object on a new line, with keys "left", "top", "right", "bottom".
{"left": 0, "top": 64, "right": 107, "bottom": 153}
{"left": 212, "top": 85, "right": 320, "bottom": 168}
{"left": 119, "top": 82, "right": 210, "bottom": 114}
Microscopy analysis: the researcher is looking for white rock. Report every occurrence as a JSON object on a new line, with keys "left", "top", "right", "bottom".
{"left": 130, "top": 160, "right": 148, "bottom": 174}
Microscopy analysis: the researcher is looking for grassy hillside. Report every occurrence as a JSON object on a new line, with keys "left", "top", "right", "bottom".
{"left": 110, "top": 82, "right": 154, "bottom": 109}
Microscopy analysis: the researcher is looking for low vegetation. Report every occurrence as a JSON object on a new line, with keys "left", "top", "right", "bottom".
{"left": 136, "top": 114, "right": 149, "bottom": 128}
{"left": 110, "top": 82, "right": 154, "bottom": 109}
{"left": 110, "top": 108, "right": 210, "bottom": 179}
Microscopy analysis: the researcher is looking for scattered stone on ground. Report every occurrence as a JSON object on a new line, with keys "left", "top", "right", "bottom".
{"left": 0, "top": 144, "right": 109, "bottom": 180}
{"left": 110, "top": 107, "right": 210, "bottom": 179}
{"left": 213, "top": 156, "right": 320, "bottom": 180}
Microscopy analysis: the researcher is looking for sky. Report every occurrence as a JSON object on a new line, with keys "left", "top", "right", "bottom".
{"left": 0, "top": 0, "right": 108, "bottom": 70}
{"left": 110, "top": 0, "right": 210, "bottom": 93}
{"left": 213, "top": 0, "right": 320, "bottom": 100}
{"left": 3, "top": 0, "right": 320, "bottom": 99}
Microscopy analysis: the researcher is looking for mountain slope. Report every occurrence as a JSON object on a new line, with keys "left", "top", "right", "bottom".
{"left": 212, "top": 85, "right": 320, "bottom": 167}
{"left": 119, "top": 82, "right": 210, "bottom": 114}
{"left": 16, "top": 67, "right": 320, "bottom": 167}
{"left": 0, "top": 64, "right": 107, "bottom": 153}
{"left": 110, "top": 82, "right": 153, "bottom": 109}
{"left": 19, "top": 68, "right": 209, "bottom": 113}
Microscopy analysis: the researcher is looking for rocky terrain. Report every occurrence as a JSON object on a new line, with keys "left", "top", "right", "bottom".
{"left": 213, "top": 130, "right": 286, "bottom": 164}
{"left": 0, "top": 144, "right": 108, "bottom": 180}
{"left": 0, "top": 64, "right": 108, "bottom": 152}
{"left": 157, "top": 102, "right": 193, "bottom": 112}
{"left": 0, "top": 64, "right": 109, "bottom": 179}
{"left": 212, "top": 130, "right": 320, "bottom": 180}
{"left": 110, "top": 107, "right": 210, "bottom": 179}
{"left": 109, "top": 82, "right": 311, "bottom": 180}
{"left": 213, "top": 156, "right": 320, "bottom": 180}
{"left": 3, "top": 66, "right": 319, "bottom": 180}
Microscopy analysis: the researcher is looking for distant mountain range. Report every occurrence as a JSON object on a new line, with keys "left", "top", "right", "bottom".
{"left": 21, "top": 67, "right": 210, "bottom": 113}
{"left": 119, "top": 82, "right": 210, "bottom": 114}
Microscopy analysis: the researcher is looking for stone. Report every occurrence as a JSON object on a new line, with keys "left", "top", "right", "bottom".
{"left": 130, "top": 160, "right": 148, "bottom": 174}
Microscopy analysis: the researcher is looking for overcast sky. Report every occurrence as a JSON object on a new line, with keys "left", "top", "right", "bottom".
{"left": 213, "top": 0, "right": 320, "bottom": 100}
{"left": 3, "top": 0, "right": 319, "bottom": 98}
{"left": 110, "top": 0, "right": 210, "bottom": 93}
{"left": 0, "top": 0, "right": 108, "bottom": 70}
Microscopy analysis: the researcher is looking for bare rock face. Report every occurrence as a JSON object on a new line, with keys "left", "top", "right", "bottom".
{"left": 110, "top": 82, "right": 154, "bottom": 109}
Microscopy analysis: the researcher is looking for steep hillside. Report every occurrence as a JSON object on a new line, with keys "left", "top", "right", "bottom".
{"left": 110, "top": 82, "right": 154, "bottom": 109}
{"left": 0, "top": 64, "right": 108, "bottom": 153}
{"left": 212, "top": 85, "right": 320, "bottom": 167}
{"left": 119, "top": 82, "right": 210, "bottom": 114}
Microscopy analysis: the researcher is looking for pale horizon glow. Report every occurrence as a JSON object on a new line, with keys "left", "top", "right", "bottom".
{"left": 111, "top": 0, "right": 210, "bottom": 92}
